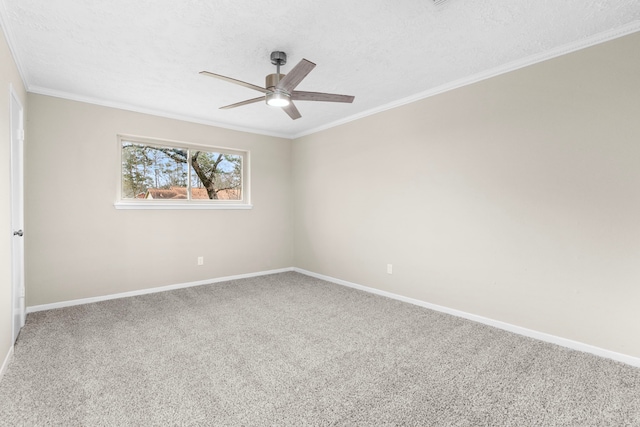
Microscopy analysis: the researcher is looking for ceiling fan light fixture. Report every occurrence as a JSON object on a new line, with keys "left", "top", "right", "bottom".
{"left": 201, "top": 51, "right": 354, "bottom": 119}
{"left": 266, "top": 91, "right": 290, "bottom": 107}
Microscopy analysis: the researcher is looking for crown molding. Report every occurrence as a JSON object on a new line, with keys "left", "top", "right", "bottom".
{"left": 4, "top": 0, "right": 638, "bottom": 141}
{"left": 1, "top": 1, "right": 291, "bottom": 139}
{"left": 28, "top": 85, "right": 293, "bottom": 139}
{"left": 292, "top": 20, "right": 640, "bottom": 139}
{"left": 0, "top": 0, "right": 30, "bottom": 89}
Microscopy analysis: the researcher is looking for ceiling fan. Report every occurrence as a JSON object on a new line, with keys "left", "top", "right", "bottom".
{"left": 200, "top": 51, "right": 355, "bottom": 120}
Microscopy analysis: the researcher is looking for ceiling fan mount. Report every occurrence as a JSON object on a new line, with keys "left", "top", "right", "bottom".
{"left": 200, "top": 51, "right": 354, "bottom": 120}
{"left": 270, "top": 51, "right": 287, "bottom": 66}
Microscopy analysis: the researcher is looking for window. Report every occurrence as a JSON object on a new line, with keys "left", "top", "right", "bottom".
{"left": 115, "top": 135, "right": 250, "bottom": 209}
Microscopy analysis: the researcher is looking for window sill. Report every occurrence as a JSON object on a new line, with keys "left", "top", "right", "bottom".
{"left": 114, "top": 202, "right": 253, "bottom": 210}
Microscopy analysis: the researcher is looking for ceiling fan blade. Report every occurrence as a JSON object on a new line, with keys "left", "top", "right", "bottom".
{"left": 219, "top": 96, "right": 264, "bottom": 110}
{"left": 292, "top": 91, "right": 355, "bottom": 103}
{"left": 282, "top": 102, "right": 302, "bottom": 120}
{"left": 199, "top": 71, "right": 269, "bottom": 94}
{"left": 276, "top": 59, "right": 316, "bottom": 93}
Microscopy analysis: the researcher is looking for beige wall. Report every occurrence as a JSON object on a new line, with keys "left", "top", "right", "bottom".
{"left": 0, "top": 26, "right": 27, "bottom": 368}
{"left": 293, "top": 32, "right": 640, "bottom": 357}
{"left": 25, "top": 95, "right": 293, "bottom": 306}
{"left": 15, "top": 29, "right": 640, "bottom": 363}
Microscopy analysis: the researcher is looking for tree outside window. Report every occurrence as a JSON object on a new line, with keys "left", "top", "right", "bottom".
{"left": 121, "top": 139, "right": 244, "bottom": 202}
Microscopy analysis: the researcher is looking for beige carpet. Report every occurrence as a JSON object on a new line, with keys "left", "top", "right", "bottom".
{"left": 1, "top": 272, "right": 639, "bottom": 426}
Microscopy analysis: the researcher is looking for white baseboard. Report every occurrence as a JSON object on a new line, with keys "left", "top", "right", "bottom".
{"left": 26, "top": 267, "right": 294, "bottom": 314}
{"left": 23, "top": 266, "right": 640, "bottom": 368}
{"left": 0, "top": 345, "right": 14, "bottom": 384}
{"left": 293, "top": 268, "right": 640, "bottom": 368}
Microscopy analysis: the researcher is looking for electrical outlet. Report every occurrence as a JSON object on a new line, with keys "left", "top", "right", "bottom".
{"left": 387, "top": 264, "right": 393, "bottom": 274}
{"left": 197, "top": 256, "right": 204, "bottom": 266}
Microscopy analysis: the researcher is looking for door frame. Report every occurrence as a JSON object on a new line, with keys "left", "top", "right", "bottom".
{"left": 9, "top": 84, "right": 25, "bottom": 343}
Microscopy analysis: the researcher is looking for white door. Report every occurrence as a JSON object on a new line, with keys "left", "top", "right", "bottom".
{"left": 10, "top": 87, "right": 25, "bottom": 343}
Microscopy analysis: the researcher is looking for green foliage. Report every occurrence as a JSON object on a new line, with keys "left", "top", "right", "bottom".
{"left": 191, "top": 152, "right": 242, "bottom": 199}
{"left": 122, "top": 143, "right": 152, "bottom": 198}
{"left": 121, "top": 141, "right": 242, "bottom": 200}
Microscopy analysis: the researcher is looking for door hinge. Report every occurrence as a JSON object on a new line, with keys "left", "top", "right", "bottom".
{"left": 19, "top": 286, "right": 25, "bottom": 298}
{"left": 17, "top": 129, "right": 25, "bottom": 141}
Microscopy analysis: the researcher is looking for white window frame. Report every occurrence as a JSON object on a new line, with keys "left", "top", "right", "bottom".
{"left": 114, "top": 134, "right": 252, "bottom": 210}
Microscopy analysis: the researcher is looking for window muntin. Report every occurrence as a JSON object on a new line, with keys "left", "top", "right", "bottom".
{"left": 119, "top": 136, "right": 248, "bottom": 206}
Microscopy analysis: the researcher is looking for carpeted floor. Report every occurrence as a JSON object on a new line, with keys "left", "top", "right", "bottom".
{"left": 1, "top": 272, "right": 639, "bottom": 426}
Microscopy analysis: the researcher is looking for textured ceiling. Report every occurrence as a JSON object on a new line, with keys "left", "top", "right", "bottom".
{"left": 1, "top": 0, "right": 639, "bottom": 138}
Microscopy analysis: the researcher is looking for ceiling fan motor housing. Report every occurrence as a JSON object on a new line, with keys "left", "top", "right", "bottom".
{"left": 266, "top": 73, "right": 286, "bottom": 91}
{"left": 200, "top": 50, "right": 353, "bottom": 120}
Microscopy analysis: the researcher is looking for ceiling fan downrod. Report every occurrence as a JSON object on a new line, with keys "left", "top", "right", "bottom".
{"left": 270, "top": 51, "right": 287, "bottom": 86}
{"left": 199, "top": 49, "right": 354, "bottom": 120}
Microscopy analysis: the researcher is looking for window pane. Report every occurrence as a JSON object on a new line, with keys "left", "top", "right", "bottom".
{"left": 121, "top": 142, "right": 188, "bottom": 199}
{"left": 190, "top": 150, "right": 242, "bottom": 200}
